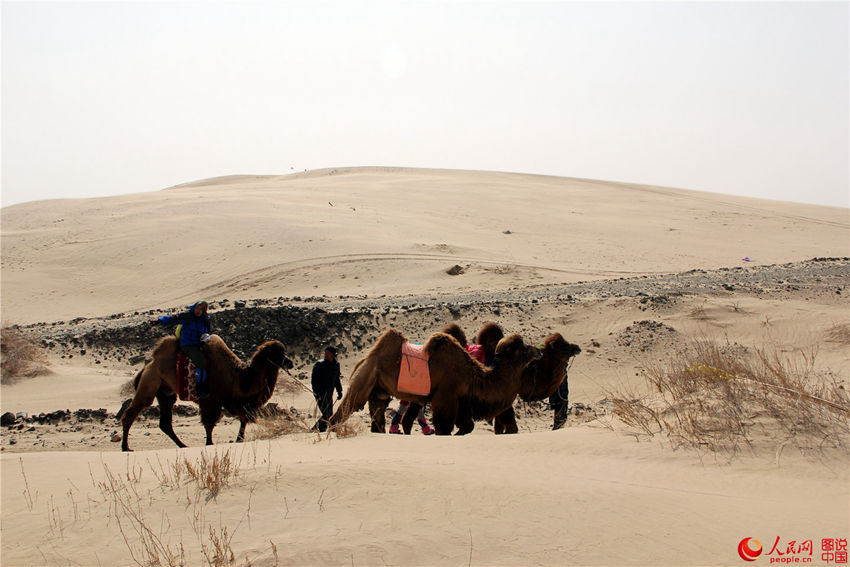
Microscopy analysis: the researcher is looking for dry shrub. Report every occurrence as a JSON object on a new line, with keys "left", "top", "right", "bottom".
{"left": 331, "top": 420, "right": 364, "bottom": 439}
{"left": 120, "top": 378, "right": 138, "bottom": 398}
{"left": 688, "top": 299, "right": 711, "bottom": 321}
{"left": 184, "top": 450, "right": 238, "bottom": 497}
{"left": 486, "top": 264, "right": 518, "bottom": 275}
{"left": 98, "top": 464, "right": 186, "bottom": 567}
{"left": 96, "top": 458, "right": 269, "bottom": 567}
{"left": 202, "top": 524, "right": 236, "bottom": 567}
{"left": 609, "top": 340, "right": 849, "bottom": 460}
{"left": 149, "top": 449, "right": 241, "bottom": 497}
{"left": 825, "top": 323, "right": 850, "bottom": 345}
{"left": 1, "top": 327, "right": 48, "bottom": 383}
{"left": 250, "top": 406, "right": 312, "bottom": 440}
{"left": 275, "top": 373, "right": 312, "bottom": 396}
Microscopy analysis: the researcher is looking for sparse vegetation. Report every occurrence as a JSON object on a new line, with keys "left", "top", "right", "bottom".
{"left": 1, "top": 327, "right": 48, "bottom": 383}
{"left": 330, "top": 420, "right": 364, "bottom": 439}
{"left": 250, "top": 407, "right": 313, "bottom": 440}
{"left": 486, "top": 264, "right": 518, "bottom": 275}
{"left": 687, "top": 299, "right": 710, "bottom": 321}
{"left": 609, "top": 339, "right": 849, "bottom": 461}
{"left": 184, "top": 450, "right": 239, "bottom": 497}
{"left": 88, "top": 451, "right": 281, "bottom": 567}
{"left": 825, "top": 322, "right": 850, "bottom": 345}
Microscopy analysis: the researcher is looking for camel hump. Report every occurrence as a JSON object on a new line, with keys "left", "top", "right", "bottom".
{"left": 495, "top": 334, "right": 526, "bottom": 355}
{"left": 367, "top": 328, "right": 408, "bottom": 355}
{"left": 422, "top": 332, "right": 461, "bottom": 355}
{"left": 497, "top": 333, "right": 524, "bottom": 347}
{"left": 475, "top": 322, "right": 504, "bottom": 346}
{"left": 441, "top": 323, "right": 468, "bottom": 346}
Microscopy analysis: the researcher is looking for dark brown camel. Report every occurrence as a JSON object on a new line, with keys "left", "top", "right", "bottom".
{"left": 493, "top": 333, "right": 581, "bottom": 434}
{"left": 118, "top": 335, "right": 293, "bottom": 451}
{"left": 329, "top": 330, "right": 538, "bottom": 435}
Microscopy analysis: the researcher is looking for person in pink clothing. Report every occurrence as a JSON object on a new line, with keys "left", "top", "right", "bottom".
{"left": 389, "top": 400, "right": 434, "bottom": 435}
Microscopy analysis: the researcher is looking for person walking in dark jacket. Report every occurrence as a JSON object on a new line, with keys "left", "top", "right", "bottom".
{"left": 550, "top": 372, "right": 570, "bottom": 430}
{"left": 155, "top": 301, "right": 212, "bottom": 398}
{"left": 311, "top": 346, "right": 342, "bottom": 432}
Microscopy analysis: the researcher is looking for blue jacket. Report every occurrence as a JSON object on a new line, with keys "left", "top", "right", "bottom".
{"left": 158, "top": 303, "right": 211, "bottom": 347}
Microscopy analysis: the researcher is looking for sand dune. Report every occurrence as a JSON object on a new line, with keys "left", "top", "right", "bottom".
{"left": 2, "top": 167, "right": 847, "bottom": 324}
{"left": 1, "top": 168, "right": 848, "bottom": 566}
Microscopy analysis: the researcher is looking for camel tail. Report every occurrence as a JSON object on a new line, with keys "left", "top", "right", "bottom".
{"left": 330, "top": 357, "right": 379, "bottom": 427}
{"left": 115, "top": 369, "right": 144, "bottom": 422}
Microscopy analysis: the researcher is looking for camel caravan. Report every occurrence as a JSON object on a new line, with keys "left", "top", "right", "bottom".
{"left": 330, "top": 322, "right": 581, "bottom": 436}
{"left": 119, "top": 302, "right": 580, "bottom": 450}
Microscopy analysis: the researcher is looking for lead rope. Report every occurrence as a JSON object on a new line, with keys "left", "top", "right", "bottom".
{"left": 265, "top": 357, "right": 323, "bottom": 421}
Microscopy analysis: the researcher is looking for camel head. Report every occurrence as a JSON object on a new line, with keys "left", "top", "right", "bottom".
{"left": 541, "top": 333, "right": 582, "bottom": 360}
{"left": 240, "top": 340, "right": 294, "bottom": 396}
{"left": 492, "top": 334, "right": 539, "bottom": 367}
{"left": 518, "top": 333, "right": 581, "bottom": 401}
{"left": 252, "top": 340, "right": 294, "bottom": 373}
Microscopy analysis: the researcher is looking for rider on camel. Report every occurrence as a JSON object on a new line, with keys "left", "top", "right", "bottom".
{"left": 155, "top": 301, "right": 212, "bottom": 398}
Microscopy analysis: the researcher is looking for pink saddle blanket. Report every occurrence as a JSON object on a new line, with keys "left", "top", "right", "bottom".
{"left": 397, "top": 342, "right": 431, "bottom": 396}
{"left": 176, "top": 353, "right": 198, "bottom": 402}
{"left": 466, "top": 344, "right": 486, "bottom": 364}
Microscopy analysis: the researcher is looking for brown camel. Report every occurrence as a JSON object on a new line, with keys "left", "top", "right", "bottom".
{"left": 493, "top": 333, "right": 581, "bottom": 434}
{"left": 394, "top": 322, "right": 506, "bottom": 435}
{"left": 118, "top": 334, "right": 293, "bottom": 451}
{"left": 330, "top": 329, "right": 538, "bottom": 435}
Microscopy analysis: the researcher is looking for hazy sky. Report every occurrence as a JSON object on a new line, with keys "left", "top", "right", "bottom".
{"left": 2, "top": 1, "right": 848, "bottom": 208}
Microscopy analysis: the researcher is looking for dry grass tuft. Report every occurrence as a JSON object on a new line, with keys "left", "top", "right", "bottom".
{"left": 688, "top": 299, "right": 711, "bottom": 321}
{"left": 1, "top": 327, "right": 49, "bottom": 383}
{"left": 183, "top": 450, "right": 238, "bottom": 497}
{"left": 331, "top": 420, "right": 364, "bottom": 439}
{"left": 250, "top": 407, "right": 313, "bottom": 440}
{"left": 202, "top": 524, "right": 236, "bottom": 567}
{"left": 275, "top": 373, "right": 313, "bottom": 396}
{"left": 486, "top": 264, "right": 518, "bottom": 275}
{"left": 609, "top": 339, "right": 849, "bottom": 460}
{"left": 120, "top": 378, "right": 138, "bottom": 398}
{"left": 94, "top": 456, "right": 270, "bottom": 567}
{"left": 98, "top": 464, "right": 186, "bottom": 567}
{"left": 825, "top": 323, "right": 850, "bottom": 345}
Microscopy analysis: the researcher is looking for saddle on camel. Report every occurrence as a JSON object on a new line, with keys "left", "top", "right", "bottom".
{"left": 395, "top": 334, "right": 486, "bottom": 397}
{"left": 154, "top": 301, "right": 212, "bottom": 399}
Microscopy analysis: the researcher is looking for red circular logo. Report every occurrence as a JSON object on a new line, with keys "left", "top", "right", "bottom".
{"left": 738, "top": 538, "right": 763, "bottom": 562}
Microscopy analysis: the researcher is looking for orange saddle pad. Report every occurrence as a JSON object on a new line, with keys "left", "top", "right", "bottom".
{"left": 397, "top": 342, "right": 431, "bottom": 396}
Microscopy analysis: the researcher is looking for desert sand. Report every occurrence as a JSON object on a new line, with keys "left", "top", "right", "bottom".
{"left": 1, "top": 167, "right": 848, "bottom": 566}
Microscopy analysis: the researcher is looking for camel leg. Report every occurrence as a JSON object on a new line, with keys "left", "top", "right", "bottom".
{"left": 331, "top": 357, "right": 380, "bottom": 427}
{"left": 494, "top": 407, "right": 519, "bottom": 434}
{"left": 493, "top": 413, "right": 505, "bottom": 434}
{"left": 401, "top": 403, "right": 421, "bottom": 435}
{"left": 236, "top": 419, "right": 247, "bottom": 443}
{"left": 454, "top": 401, "right": 475, "bottom": 436}
{"left": 120, "top": 371, "right": 158, "bottom": 452}
{"left": 155, "top": 388, "right": 187, "bottom": 448}
{"left": 368, "top": 391, "right": 390, "bottom": 433}
{"left": 430, "top": 393, "right": 457, "bottom": 436}
{"left": 200, "top": 403, "right": 222, "bottom": 446}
